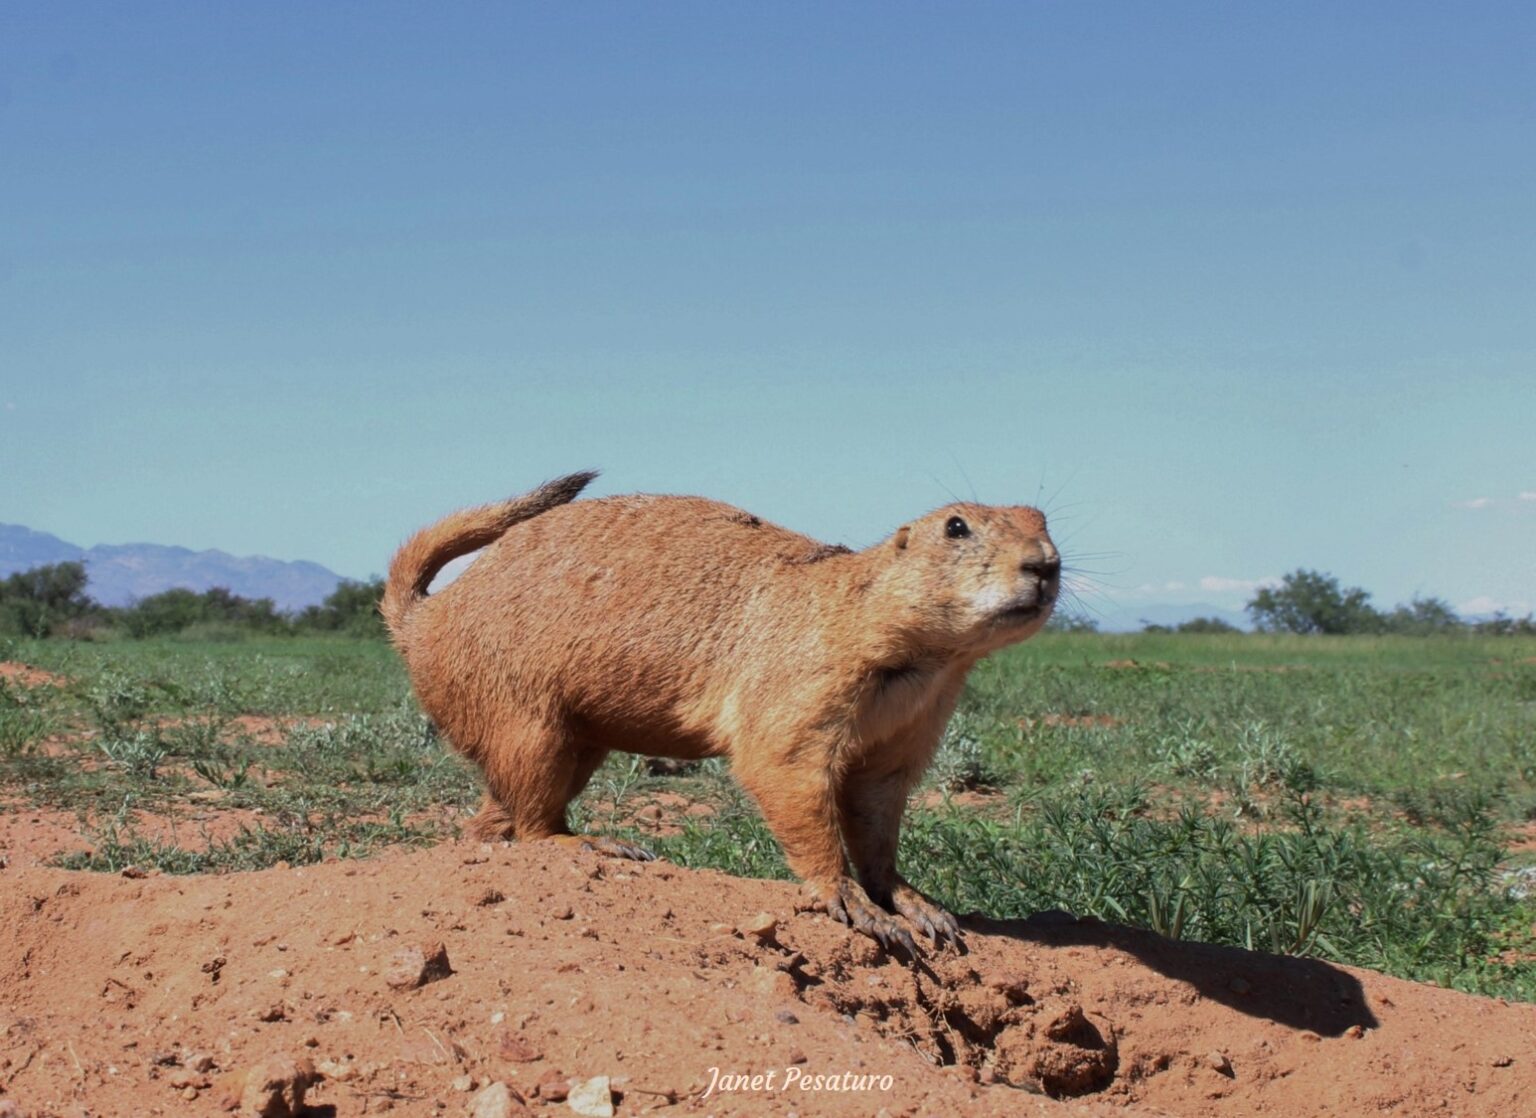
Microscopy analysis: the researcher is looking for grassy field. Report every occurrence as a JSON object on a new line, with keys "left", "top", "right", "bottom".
{"left": 2, "top": 631, "right": 1534, "bottom": 1000}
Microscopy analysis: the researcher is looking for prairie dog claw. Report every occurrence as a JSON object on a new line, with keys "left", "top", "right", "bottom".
{"left": 813, "top": 878, "right": 921, "bottom": 959}
{"left": 893, "top": 882, "right": 964, "bottom": 949}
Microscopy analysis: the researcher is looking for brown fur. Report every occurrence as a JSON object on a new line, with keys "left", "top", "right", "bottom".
{"left": 384, "top": 472, "right": 1061, "bottom": 952}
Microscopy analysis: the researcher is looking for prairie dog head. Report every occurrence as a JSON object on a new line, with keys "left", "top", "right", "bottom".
{"left": 886, "top": 503, "right": 1060, "bottom": 654}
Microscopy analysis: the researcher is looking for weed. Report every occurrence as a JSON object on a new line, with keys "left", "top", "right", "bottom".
{"left": 83, "top": 672, "right": 155, "bottom": 737}
{"left": 928, "top": 714, "right": 1004, "bottom": 792}
{"left": 95, "top": 730, "right": 168, "bottom": 780}
{"left": 0, "top": 678, "right": 57, "bottom": 755}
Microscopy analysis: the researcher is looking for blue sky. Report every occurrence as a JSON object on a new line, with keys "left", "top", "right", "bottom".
{"left": 2, "top": 2, "right": 1532, "bottom": 627}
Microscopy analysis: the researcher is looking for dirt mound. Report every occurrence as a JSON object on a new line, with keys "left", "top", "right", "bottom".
{"left": 0, "top": 842, "right": 1532, "bottom": 1117}
{"left": 0, "top": 662, "right": 69, "bottom": 690}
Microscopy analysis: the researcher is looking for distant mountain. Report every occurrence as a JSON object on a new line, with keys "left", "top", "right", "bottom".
{"left": 0, "top": 523, "right": 346, "bottom": 611}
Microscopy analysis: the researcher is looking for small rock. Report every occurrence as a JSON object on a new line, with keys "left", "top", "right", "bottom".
{"left": 775, "top": 1009, "right": 800, "bottom": 1025}
{"left": 168, "top": 1068, "right": 204, "bottom": 1089}
{"left": 0, "top": 1098, "right": 20, "bottom": 1118}
{"left": 238, "top": 1056, "right": 316, "bottom": 1118}
{"left": 315, "top": 1058, "right": 357, "bottom": 1082}
{"left": 497, "top": 1031, "right": 542, "bottom": 1063}
{"left": 536, "top": 1069, "right": 570, "bottom": 1102}
{"left": 787, "top": 1049, "right": 807, "bottom": 1065}
{"left": 253, "top": 1003, "right": 288, "bottom": 1023}
{"left": 452, "top": 1073, "right": 477, "bottom": 1092}
{"left": 385, "top": 941, "right": 453, "bottom": 990}
{"left": 709, "top": 922, "right": 737, "bottom": 937}
{"left": 1205, "top": 1051, "right": 1233, "bottom": 1077}
{"left": 549, "top": 903, "right": 574, "bottom": 921}
{"left": 1344, "top": 1024, "right": 1365, "bottom": 1039}
{"left": 120, "top": 864, "right": 149, "bottom": 879}
{"left": 186, "top": 1052, "right": 218, "bottom": 1073}
{"left": 468, "top": 1081, "right": 526, "bottom": 1118}
{"left": 741, "top": 912, "right": 778, "bottom": 944}
{"left": 1298, "top": 1030, "right": 1321, "bottom": 1044}
{"left": 1493, "top": 1055, "right": 1514, "bottom": 1068}
{"left": 567, "top": 1076, "right": 614, "bottom": 1118}
{"left": 477, "top": 888, "right": 506, "bottom": 906}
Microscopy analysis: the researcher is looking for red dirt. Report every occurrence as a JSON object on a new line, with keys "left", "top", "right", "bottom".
{"left": 0, "top": 801, "right": 271, "bottom": 871}
{"left": 1, "top": 841, "right": 1533, "bottom": 1117}
{"left": 0, "top": 663, "right": 69, "bottom": 690}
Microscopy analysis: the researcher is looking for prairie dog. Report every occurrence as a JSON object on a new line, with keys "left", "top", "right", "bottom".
{"left": 383, "top": 473, "right": 1060, "bottom": 953}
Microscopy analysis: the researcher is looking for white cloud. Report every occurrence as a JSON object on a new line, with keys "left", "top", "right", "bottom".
{"left": 1457, "top": 595, "right": 1532, "bottom": 617}
{"left": 1519, "top": 491, "right": 1536, "bottom": 502}
{"left": 1127, "top": 580, "right": 1193, "bottom": 597}
{"left": 1455, "top": 497, "right": 1495, "bottom": 509}
{"left": 1199, "top": 575, "right": 1280, "bottom": 594}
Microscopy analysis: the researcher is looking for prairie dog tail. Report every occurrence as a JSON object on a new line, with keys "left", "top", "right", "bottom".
{"left": 381, "top": 471, "right": 598, "bottom": 638}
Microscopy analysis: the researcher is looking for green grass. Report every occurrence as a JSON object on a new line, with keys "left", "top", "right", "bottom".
{"left": 2, "top": 631, "right": 1534, "bottom": 1001}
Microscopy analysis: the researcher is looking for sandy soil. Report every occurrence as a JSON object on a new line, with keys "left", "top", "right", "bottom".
{"left": 0, "top": 836, "right": 1532, "bottom": 1118}
{"left": 0, "top": 663, "right": 70, "bottom": 689}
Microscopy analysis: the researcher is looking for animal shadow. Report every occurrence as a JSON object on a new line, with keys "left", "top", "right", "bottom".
{"left": 964, "top": 909, "right": 1379, "bottom": 1037}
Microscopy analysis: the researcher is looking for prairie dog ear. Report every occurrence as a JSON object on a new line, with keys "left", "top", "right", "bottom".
{"left": 892, "top": 525, "right": 910, "bottom": 551}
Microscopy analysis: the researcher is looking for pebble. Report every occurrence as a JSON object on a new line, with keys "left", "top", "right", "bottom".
{"left": 497, "top": 1030, "right": 542, "bottom": 1063}
{"left": 536, "top": 1069, "right": 570, "bottom": 1102}
{"left": 467, "top": 1081, "right": 524, "bottom": 1118}
{"left": 566, "top": 1076, "right": 614, "bottom": 1118}
{"left": 316, "top": 1058, "right": 358, "bottom": 1082}
{"left": 239, "top": 1055, "right": 317, "bottom": 1118}
{"left": 167, "top": 1068, "right": 203, "bottom": 1089}
{"left": 741, "top": 912, "right": 778, "bottom": 944}
{"left": 451, "top": 1073, "right": 477, "bottom": 1092}
{"left": 385, "top": 941, "right": 454, "bottom": 990}
{"left": 1206, "top": 1051, "right": 1234, "bottom": 1077}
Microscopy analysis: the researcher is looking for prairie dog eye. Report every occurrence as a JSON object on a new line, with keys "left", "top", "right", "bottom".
{"left": 944, "top": 516, "right": 971, "bottom": 540}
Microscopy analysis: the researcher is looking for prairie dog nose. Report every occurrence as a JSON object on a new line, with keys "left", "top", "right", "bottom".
{"left": 1020, "top": 540, "right": 1061, "bottom": 581}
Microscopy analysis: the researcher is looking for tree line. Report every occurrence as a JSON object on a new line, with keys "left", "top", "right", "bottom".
{"left": 1241, "top": 569, "right": 1532, "bottom": 636}
{"left": 1070, "top": 568, "right": 1532, "bottom": 636}
{"left": 0, "top": 561, "right": 387, "bottom": 639}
